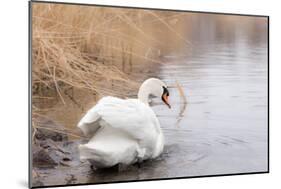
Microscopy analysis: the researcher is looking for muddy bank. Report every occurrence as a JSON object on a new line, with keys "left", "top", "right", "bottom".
{"left": 32, "top": 117, "right": 86, "bottom": 187}
{"left": 32, "top": 138, "right": 87, "bottom": 187}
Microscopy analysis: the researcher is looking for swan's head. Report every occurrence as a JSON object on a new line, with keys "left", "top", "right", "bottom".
{"left": 138, "top": 78, "right": 171, "bottom": 108}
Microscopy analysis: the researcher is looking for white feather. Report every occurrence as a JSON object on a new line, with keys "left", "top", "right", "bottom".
{"left": 78, "top": 78, "right": 167, "bottom": 168}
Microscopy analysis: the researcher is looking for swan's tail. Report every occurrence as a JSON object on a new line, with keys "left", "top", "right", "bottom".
{"left": 79, "top": 144, "right": 115, "bottom": 168}
{"left": 78, "top": 125, "right": 142, "bottom": 168}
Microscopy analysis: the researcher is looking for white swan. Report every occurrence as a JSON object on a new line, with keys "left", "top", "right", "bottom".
{"left": 77, "top": 78, "right": 170, "bottom": 168}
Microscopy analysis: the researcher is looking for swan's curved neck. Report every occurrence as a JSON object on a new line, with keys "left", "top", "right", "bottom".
{"left": 138, "top": 78, "right": 165, "bottom": 105}
{"left": 138, "top": 83, "right": 150, "bottom": 105}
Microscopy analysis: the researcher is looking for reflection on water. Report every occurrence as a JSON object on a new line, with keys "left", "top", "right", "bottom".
{"left": 38, "top": 13, "right": 268, "bottom": 186}
{"left": 154, "top": 14, "right": 268, "bottom": 176}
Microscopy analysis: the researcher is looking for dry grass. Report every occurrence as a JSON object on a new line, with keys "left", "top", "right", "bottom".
{"left": 32, "top": 4, "right": 154, "bottom": 104}
{"left": 31, "top": 3, "right": 189, "bottom": 139}
{"left": 32, "top": 4, "right": 178, "bottom": 102}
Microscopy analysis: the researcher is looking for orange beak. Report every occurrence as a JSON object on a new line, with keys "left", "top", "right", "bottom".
{"left": 162, "top": 94, "right": 171, "bottom": 109}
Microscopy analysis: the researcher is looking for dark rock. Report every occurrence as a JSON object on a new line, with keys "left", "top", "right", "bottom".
{"left": 33, "top": 139, "right": 76, "bottom": 169}
{"left": 34, "top": 117, "right": 68, "bottom": 142}
{"left": 33, "top": 145, "right": 58, "bottom": 168}
{"left": 39, "top": 139, "right": 52, "bottom": 149}
{"left": 39, "top": 139, "right": 67, "bottom": 153}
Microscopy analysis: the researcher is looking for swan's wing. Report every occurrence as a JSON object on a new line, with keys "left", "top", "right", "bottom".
{"left": 78, "top": 96, "right": 158, "bottom": 140}
{"left": 77, "top": 109, "right": 101, "bottom": 137}
{"left": 79, "top": 125, "right": 139, "bottom": 167}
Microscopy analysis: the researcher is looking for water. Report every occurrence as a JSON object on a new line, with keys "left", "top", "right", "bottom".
{"left": 34, "top": 14, "right": 268, "bottom": 186}
{"left": 156, "top": 40, "right": 268, "bottom": 176}
{"left": 152, "top": 15, "right": 268, "bottom": 176}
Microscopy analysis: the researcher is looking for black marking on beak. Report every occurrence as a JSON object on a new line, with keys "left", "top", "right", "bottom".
{"left": 162, "top": 86, "right": 171, "bottom": 108}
